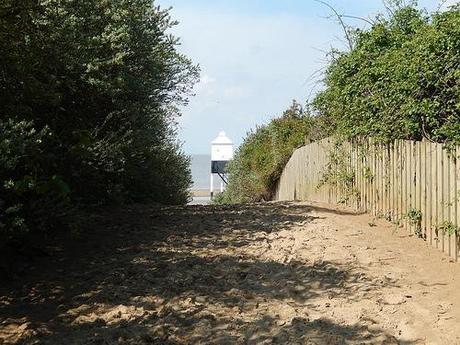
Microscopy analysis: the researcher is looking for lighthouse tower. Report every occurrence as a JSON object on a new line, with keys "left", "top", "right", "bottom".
{"left": 210, "top": 131, "right": 233, "bottom": 199}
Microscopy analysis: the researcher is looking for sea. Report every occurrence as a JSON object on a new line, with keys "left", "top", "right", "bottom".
{"left": 190, "top": 154, "right": 212, "bottom": 190}
{"left": 189, "top": 154, "right": 222, "bottom": 204}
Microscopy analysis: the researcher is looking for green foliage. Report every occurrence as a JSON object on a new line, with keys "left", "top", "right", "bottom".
{"left": 217, "top": 101, "right": 311, "bottom": 204}
{"left": 363, "top": 166, "right": 374, "bottom": 182}
{"left": 438, "top": 221, "right": 459, "bottom": 237}
{"left": 0, "top": 119, "right": 74, "bottom": 243}
{"left": 220, "top": 3, "right": 460, "bottom": 207}
{"left": 406, "top": 208, "right": 423, "bottom": 237}
{"left": 318, "top": 140, "right": 359, "bottom": 204}
{"left": 0, "top": 0, "right": 197, "bottom": 242}
{"left": 313, "top": 4, "right": 460, "bottom": 147}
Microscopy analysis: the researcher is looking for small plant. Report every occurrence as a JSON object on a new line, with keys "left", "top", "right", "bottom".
{"left": 383, "top": 211, "right": 392, "bottom": 222}
{"left": 406, "top": 208, "right": 422, "bottom": 238}
{"left": 318, "top": 140, "right": 360, "bottom": 205}
{"left": 219, "top": 101, "right": 313, "bottom": 204}
{"left": 363, "top": 166, "right": 374, "bottom": 182}
{"left": 438, "top": 221, "right": 459, "bottom": 237}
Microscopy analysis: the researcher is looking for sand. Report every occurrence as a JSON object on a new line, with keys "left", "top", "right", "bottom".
{"left": 1, "top": 201, "right": 460, "bottom": 344}
{"left": 191, "top": 189, "right": 212, "bottom": 198}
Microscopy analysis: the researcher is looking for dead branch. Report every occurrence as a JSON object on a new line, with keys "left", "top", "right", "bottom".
{"left": 340, "top": 14, "right": 375, "bottom": 26}
{"left": 314, "top": 0, "right": 354, "bottom": 51}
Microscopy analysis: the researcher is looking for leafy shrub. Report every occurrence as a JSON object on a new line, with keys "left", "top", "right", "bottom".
{"left": 0, "top": 0, "right": 197, "bottom": 243}
{"left": 217, "top": 102, "right": 311, "bottom": 204}
{"left": 0, "top": 119, "right": 71, "bottom": 242}
{"left": 313, "top": 4, "right": 460, "bottom": 147}
{"left": 222, "top": 3, "right": 460, "bottom": 205}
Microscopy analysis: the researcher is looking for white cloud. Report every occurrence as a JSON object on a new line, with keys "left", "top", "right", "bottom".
{"left": 193, "top": 73, "right": 216, "bottom": 93}
{"left": 199, "top": 74, "right": 216, "bottom": 86}
{"left": 167, "top": 8, "right": 339, "bottom": 152}
{"left": 223, "top": 85, "right": 253, "bottom": 100}
{"left": 161, "top": 0, "right": 448, "bottom": 153}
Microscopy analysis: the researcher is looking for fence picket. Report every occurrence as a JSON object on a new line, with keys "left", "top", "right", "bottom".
{"left": 275, "top": 137, "right": 460, "bottom": 261}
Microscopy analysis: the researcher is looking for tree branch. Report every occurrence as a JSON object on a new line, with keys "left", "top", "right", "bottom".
{"left": 314, "top": 0, "right": 354, "bottom": 51}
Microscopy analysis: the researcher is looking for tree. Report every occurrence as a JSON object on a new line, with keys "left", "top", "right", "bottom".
{"left": 0, "top": 0, "right": 199, "bottom": 241}
{"left": 312, "top": 4, "right": 460, "bottom": 147}
{"left": 217, "top": 102, "right": 311, "bottom": 204}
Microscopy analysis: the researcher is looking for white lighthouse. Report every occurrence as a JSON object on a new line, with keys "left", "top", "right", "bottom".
{"left": 210, "top": 131, "right": 233, "bottom": 198}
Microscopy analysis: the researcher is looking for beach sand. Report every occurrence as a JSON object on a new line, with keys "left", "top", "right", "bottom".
{"left": 2, "top": 201, "right": 460, "bottom": 344}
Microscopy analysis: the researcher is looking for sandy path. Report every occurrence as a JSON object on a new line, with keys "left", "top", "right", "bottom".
{"left": 1, "top": 202, "right": 460, "bottom": 344}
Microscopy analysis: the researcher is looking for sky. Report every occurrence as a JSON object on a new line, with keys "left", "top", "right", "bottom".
{"left": 157, "top": 0, "right": 459, "bottom": 154}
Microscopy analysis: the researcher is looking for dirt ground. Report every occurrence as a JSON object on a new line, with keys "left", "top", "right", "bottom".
{"left": 1, "top": 202, "right": 460, "bottom": 344}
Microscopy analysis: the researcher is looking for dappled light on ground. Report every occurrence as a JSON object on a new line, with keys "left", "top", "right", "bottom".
{"left": 1, "top": 202, "right": 459, "bottom": 344}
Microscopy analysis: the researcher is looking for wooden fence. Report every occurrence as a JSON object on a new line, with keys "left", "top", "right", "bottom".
{"left": 275, "top": 137, "right": 460, "bottom": 261}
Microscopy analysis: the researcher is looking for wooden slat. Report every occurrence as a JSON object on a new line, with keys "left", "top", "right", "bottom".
{"left": 434, "top": 143, "right": 440, "bottom": 248}
{"left": 443, "top": 148, "right": 449, "bottom": 254}
{"left": 421, "top": 141, "right": 427, "bottom": 239}
{"left": 454, "top": 147, "right": 460, "bottom": 261}
{"left": 404, "top": 140, "right": 412, "bottom": 232}
{"left": 449, "top": 151, "right": 456, "bottom": 259}
{"left": 409, "top": 141, "right": 414, "bottom": 234}
{"left": 361, "top": 141, "right": 365, "bottom": 211}
{"left": 400, "top": 141, "right": 406, "bottom": 230}
{"left": 390, "top": 141, "right": 395, "bottom": 221}
{"left": 426, "top": 142, "right": 433, "bottom": 245}
{"left": 274, "top": 136, "right": 460, "bottom": 262}
{"left": 438, "top": 144, "right": 444, "bottom": 251}
{"left": 376, "top": 142, "right": 382, "bottom": 216}
{"left": 415, "top": 142, "right": 421, "bottom": 236}
{"left": 397, "top": 140, "right": 402, "bottom": 223}
{"left": 374, "top": 143, "right": 381, "bottom": 216}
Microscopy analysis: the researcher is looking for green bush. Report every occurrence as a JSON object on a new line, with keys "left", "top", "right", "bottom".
{"left": 221, "top": 3, "right": 460, "bottom": 205}
{"left": 217, "top": 101, "right": 311, "bottom": 204}
{"left": 0, "top": 0, "right": 197, "bottom": 242}
{"left": 0, "top": 119, "right": 69, "bottom": 242}
{"left": 313, "top": 4, "right": 460, "bottom": 147}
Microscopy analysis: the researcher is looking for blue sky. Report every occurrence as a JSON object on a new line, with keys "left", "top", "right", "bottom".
{"left": 157, "top": 0, "right": 458, "bottom": 154}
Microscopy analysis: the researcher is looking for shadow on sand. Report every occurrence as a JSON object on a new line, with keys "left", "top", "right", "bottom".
{"left": 0, "top": 202, "right": 410, "bottom": 344}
